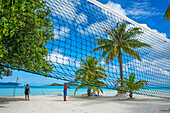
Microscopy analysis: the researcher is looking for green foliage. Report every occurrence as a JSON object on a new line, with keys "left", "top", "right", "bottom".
{"left": 0, "top": 0, "right": 56, "bottom": 77}
{"left": 74, "top": 55, "right": 107, "bottom": 95}
{"left": 164, "top": 5, "right": 170, "bottom": 22}
{"left": 117, "top": 73, "right": 148, "bottom": 98}
{"left": 92, "top": 22, "right": 151, "bottom": 86}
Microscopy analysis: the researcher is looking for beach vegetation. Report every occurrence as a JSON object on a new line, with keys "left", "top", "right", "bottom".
{"left": 164, "top": 5, "right": 170, "bottom": 22}
{"left": 117, "top": 73, "right": 148, "bottom": 98}
{"left": 74, "top": 55, "right": 107, "bottom": 95}
{"left": 92, "top": 22, "right": 151, "bottom": 87}
{"left": 0, "top": 0, "right": 56, "bottom": 78}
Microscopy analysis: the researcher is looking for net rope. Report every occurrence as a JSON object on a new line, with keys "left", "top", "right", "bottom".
{"left": 0, "top": 0, "right": 170, "bottom": 99}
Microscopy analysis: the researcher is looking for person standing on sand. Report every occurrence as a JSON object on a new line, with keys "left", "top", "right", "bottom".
{"left": 25, "top": 84, "right": 30, "bottom": 101}
{"left": 114, "top": 83, "right": 118, "bottom": 89}
{"left": 63, "top": 83, "right": 71, "bottom": 101}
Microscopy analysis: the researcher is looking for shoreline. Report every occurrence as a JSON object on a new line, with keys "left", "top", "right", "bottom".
{"left": 0, "top": 95, "right": 170, "bottom": 113}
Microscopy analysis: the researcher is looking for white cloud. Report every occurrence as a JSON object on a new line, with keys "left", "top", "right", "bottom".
{"left": 76, "top": 13, "right": 88, "bottom": 24}
{"left": 139, "top": 24, "right": 166, "bottom": 38}
{"left": 54, "top": 27, "right": 70, "bottom": 40}
{"left": 104, "top": 65, "right": 119, "bottom": 73}
{"left": 160, "top": 69, "right": 170, "bottom": 76}
{"left": 126, "top": 1, "right": 161, "bottom": 19}
{"left": 100, "top": 59, "right": 105, "bottom": 65}
{"left": 47, "top": 53, "right": 69, "bottom": 65}
{"left": 86, "top": 20, "right": 108, "bottom": 35}
{"left": 46, "top": 48, "right": 81, "bottom": 68}
{"left": 47, "top": 0, "right": 76, "bottom": 21}
{"left": 104, "top": 1, "right": 126, "bottom": 16}
{"left": 85, "top": 19, "right": 116, "bottom": 35}
{"left": 124, "top": 58, "right": 170, "bottom": 77}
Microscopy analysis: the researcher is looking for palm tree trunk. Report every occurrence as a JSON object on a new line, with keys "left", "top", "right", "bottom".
{"left": 118, "top": 49, "right": 123, "bottom": 87}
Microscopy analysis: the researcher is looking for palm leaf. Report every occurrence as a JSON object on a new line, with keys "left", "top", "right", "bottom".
{"left": 75, "top": 69, "right": 86, "bottom": 75}
{"left": 74, "top": 84, "right": 88, "bottom": 95}
{"left": 98, "top": 87, "right": 104, "bottom": 94}
{"left": 123, "top": 27, "right": 143, "bottom": 40}
{"left": 105, "top": 29, "right": 118, "bottom": 41}
{"left": 80, "top": 59, "right": 87, "bottom": 65}
{"left": 122, "top": 46, "right": 141, "bottom": 61}
{"left": 91, "top": 45, "right": 112, "bottom": 53}
{"left": 164, "top": 5, "right": 170, "bottom": 22}
{"left": 95, "top": 38, "right": 115, "bottom": 46}
{"left": 127, "top": 39, "right": 152, "bottom": 49}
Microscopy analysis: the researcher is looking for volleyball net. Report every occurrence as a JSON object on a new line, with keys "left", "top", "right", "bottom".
{"left": 0, "top": 0, "right": 170, "bottom": 98}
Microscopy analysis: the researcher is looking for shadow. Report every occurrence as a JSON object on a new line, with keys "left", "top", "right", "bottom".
{"left": 70, "top": 95, "right": 114, "bottom": 100}
{"left": 48, "top": 95, "right": 62, "bottom": 97}
{"left": 0, "top": 106, "right": 6, "bottom": 108}
{"left": 0, "top": 96, "right": 24, "bottom": 105}
{"left": 52, "top": 100, "right": 64, "bottom": 102}
{"left": 68, "top": 95, "right": 170, "bottom": 106}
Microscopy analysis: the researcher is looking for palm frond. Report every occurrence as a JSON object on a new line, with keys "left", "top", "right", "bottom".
{"left": 75, "top": 69, "right": 86, "bottom": 75}
{"left": 122, "top": 46, "right": 141, "bottom": 61}
{"left": 74, "top": 84, "right": 88, "bottom": 95}
{"left": 80, "top": 59, "right": 87, "bottom": 65}
{"left": 164, "top": 5, "right": 170, "bottom": 22}
{"left": 123, "top": 27, "right": 143, "bottom": 40}
{"left": 117, "top": 78, "right": 126, "bottom": 83}
{"left": 81, "top": 65, "right": 90, "bottom": 70}
{"left": 129, "top": 73, "right": 135, "bottom": 83}
{"left": 94, "top": 38, "right": 115, "bottom": 46}
{"left": 127, "top": 39, "right": 152, "bottom": 49}
{"left": 91, "top": 45, "right": 112, "bottom": 53}
{"left": 105, "top": 29, "right": 119, "bottom": 41}
{"left": 135, "top": 80, "right": 147, "bottom": 85}
{"left": 98, "top": 87, "right": 104, "bottom": 94}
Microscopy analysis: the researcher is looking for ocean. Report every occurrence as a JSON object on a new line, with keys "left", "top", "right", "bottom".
{"left": 0, "top": 85, "right": 117, "bottom": 96}
{"left": 0, "top": 85, "right": 169, "bottom": 97}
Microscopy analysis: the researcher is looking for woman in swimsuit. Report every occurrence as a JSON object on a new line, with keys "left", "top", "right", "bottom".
{"left": 25, "top": 84, "right": 30, "bottom": 101}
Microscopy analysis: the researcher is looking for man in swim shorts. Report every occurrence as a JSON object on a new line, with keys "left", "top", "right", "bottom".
{"left": 63, "top": 83, "right": 71, "bottom": 101}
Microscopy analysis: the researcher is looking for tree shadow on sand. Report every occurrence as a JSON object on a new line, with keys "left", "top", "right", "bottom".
{"left": 0, "top": 97, "right": 24, "bottom": 106}
{"left": 69, "top": 95, "right": 170, "bottom": 105}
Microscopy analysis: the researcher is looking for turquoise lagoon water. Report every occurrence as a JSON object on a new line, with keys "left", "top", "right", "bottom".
{"left": 0, "top": 85, "right": 169, "bottom": 97}
{"left": 0, "top": 85, "right": 117, "bottom": 96}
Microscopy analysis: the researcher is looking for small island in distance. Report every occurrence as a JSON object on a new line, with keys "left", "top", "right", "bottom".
{"left": 0, "top": 82, "right": 21, "bottom": 86}
{"left": 45, "top": 81, "right": 79, "bottom": 86}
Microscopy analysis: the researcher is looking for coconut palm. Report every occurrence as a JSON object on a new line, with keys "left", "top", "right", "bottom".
{"left": 117, "top": 73, "right": 148, "bottom": 98}
{"left": 164, "top": 5, "right": 170, "bottom": 22}
{"left": 91, "top": 22, "right": 151, "bottom": 87}
{"left": 74, "top": 55, "right": 107, "bottom": 95}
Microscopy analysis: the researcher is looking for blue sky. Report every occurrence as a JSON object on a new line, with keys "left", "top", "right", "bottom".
{"left": 98, "top": 0, "right": 170, "bottom": 39}
{"left": 0, "top": 0, "right": 170, "bottom": 86}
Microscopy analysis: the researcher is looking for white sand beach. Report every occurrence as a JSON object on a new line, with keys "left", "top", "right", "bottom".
{"left": 0, "top": 95, "right": 170, "bottom": 113}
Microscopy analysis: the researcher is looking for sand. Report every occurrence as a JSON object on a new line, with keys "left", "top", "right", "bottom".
{"left": 0, "top": 95, "right": 170, "bottom": 113}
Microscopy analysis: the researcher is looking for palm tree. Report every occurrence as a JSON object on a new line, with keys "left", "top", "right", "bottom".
{"left": 117, "top": 73, "right": 147, "bottom": 98}
{"left": 164, "top": 5, "right": 170, "bottom": 22}
{"left": 91, "top": 22, "right": 151, "bottom": 87}
{"left": 74, "top": 55, "right": 107, "bottom": 95}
